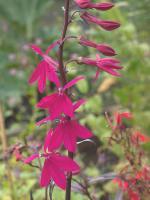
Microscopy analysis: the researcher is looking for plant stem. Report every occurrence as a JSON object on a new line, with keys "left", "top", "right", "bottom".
{"left": 58, "top": 0, "right": 70, "bottom": 87}
{"left": 0, "top": 101, "right": 16, "bottom": 200}
{"left": 65, "top": 152, "right": 73, "bottom": 200}
{"left": 57, "top": 0, "right": 74, "bottom": 200}
{"left": 0, "top": 101, "right": 7, "bottom": 152}
{"left": 45, "top": 187, "right": 48, "bottom": 200}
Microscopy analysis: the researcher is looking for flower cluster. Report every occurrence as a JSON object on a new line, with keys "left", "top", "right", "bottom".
{"left": 24, "top": 0, "right": 122, "bottom": 193}
{"left": 106, "top": 111, "right": 150, "bottom": 199}
{"left": 74, "top": 0, "right": 122, "bottom": 79}
{"left": 114, "top": 165, "right": 150, "bottom": 200}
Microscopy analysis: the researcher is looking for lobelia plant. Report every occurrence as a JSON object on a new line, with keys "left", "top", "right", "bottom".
{"left": 24, "top": 0, "right": 121, "bottom": 199}
{"left": 13, "top": 0, "right": 149, "bottom": 200}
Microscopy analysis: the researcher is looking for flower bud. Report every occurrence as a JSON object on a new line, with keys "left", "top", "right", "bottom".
{"left": 81, "top": 12, "right": 120, "bottom": 31}
{"left": 90, "top": 2, "right": 114, "bottom": 11}
{"left": 96, "top": 44, "right": 116, "bottom": 56}
{"left": 75, "top": 0, "right": 114, "bottom": 11}
{"left": 75, "top": 0, "right": 90, "bottom": 9}
{"left": 79, "top": 36, "right": 116, "bottom": 56}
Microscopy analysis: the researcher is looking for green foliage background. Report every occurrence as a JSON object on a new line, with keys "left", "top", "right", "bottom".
{"left": 0, "top": 0, "right": 150, "bottom": 199}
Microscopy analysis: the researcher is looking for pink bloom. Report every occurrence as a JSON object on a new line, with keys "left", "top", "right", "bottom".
{"left": 79, "top": 36, "right": 116, "bottom": 56}
{"left": 79, "top": 55, "right": 123, "bottom": 78}
{"left": 37, "top": 76, "right": 85, "bottom": 120}
{"left": 131, "top": 131, "right": 150, "bottom": 143}
{"left": 81, "top": 12, "right": 120, "bottom": 31}
{"left": 24, "top": 152, "right": 80, "bottom": 189}
{"left": 75, "top": 0, "right": 114, "bottom": 11}
{"left": 29, "top": 40, "right": 60, "bottom": 93}
{"left": 36, "top": 99, "right": 86, "bottom": 126}
{"left": 44, "top": 117, "right": 92, "bottom": 152}
{"left": 37, "top": 99, "right": 92, "bottom": 152}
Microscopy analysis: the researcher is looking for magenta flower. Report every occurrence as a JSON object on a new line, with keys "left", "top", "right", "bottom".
{"left": 75, "top": 0, "right": 114, "bottom": 11}
{"left": 79, "top": 36, "right": 116, "bottom": 56}
{"left": 24, "top": 152, "right": 80, "bottom": 189}
{"left": 36, "top": 99, "right": 86, "bottom": 126}
{"left": 37, "top": 76, "right": 85, "bottom": 120}
{"left": 29, "top": 40, "right": 60, "bottom": 93}
{"left": 81, "top": 12, "right": 120, "bottom": 31}
{"left": 43, "top": 100, "right": 92, "bottom": 152}
{"left": 78, "top": 55, "right": 123, "bottom": 78}
{"left": 46, "top": 119, "right": 92, "bottom": 152}
{"left": 36, "top": 99, "right": 92, "bottom": 152}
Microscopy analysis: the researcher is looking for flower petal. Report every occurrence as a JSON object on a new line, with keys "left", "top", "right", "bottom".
{"left": 72, "top": 120, "right": 93, "bottom": 139}
{"left": 47, "top": 126, "right": 63, "bottom": 151}
{"left": 40, "top": 159, "right": 52, "bottom": 187}
{"left": 46, "top": 40, "right": 60, "bottom": 55}
{"left": 63, "top": 75, "right": 85, "bottom": 90}
{"left": 30, "top": 44, "right": 43, "bottom": 56}
{"left": 62, "top": 94, "right": 74, "bottom": 118}
{"left": 38, "top": 71, "right": 46, "bottom": 93}
{"left": 53, "top": 154, "right": 80, "bottom": 173}
{"left": 28, "top": 62, "right": 42, "bottom": 84}
{"left": 24, "top": 154, "right": 39, "bottom": 164}
{"left": 37, "top": 93, "right": 57, "bottom": 109}
{"left": 44, "top": 129, "right": 53, "bottom": 152}
{"left": 49, "top": 95, "right": 65, "bottom": 120}
{"left": 73, "top": 99, "right": 86, "bottom": 111}
{"left": 36, "top": 116, "right": 51, "bottom": 126}
{"left": 46, "top": 63, "right": 60, "bottom": 87}
{"left": 63, "top": 122, "right": 77, "bottom": 152}
{"left": 50, "top": 161, "right": 66, "bottom": 190}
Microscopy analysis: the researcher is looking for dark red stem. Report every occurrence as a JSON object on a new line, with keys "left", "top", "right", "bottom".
{"left": 65, "top": 152, "right": 73, "bottom": 200}
{"left": 58, "top": 0, "right": 70, "bottom": 86}
{"left": 57, "top": 1, "right": 73, "bottom": 200}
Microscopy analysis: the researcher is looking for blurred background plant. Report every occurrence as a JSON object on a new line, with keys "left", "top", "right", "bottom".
{"left": 0, "top": 0, "right": 150, "bottom": 199}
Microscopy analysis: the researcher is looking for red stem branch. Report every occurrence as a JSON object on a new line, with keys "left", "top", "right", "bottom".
{"left": 57, "top": 0, "right": 73, "bottom": 200}
{"left": 58, "top": 0, "right": 70, "bottom": 87}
